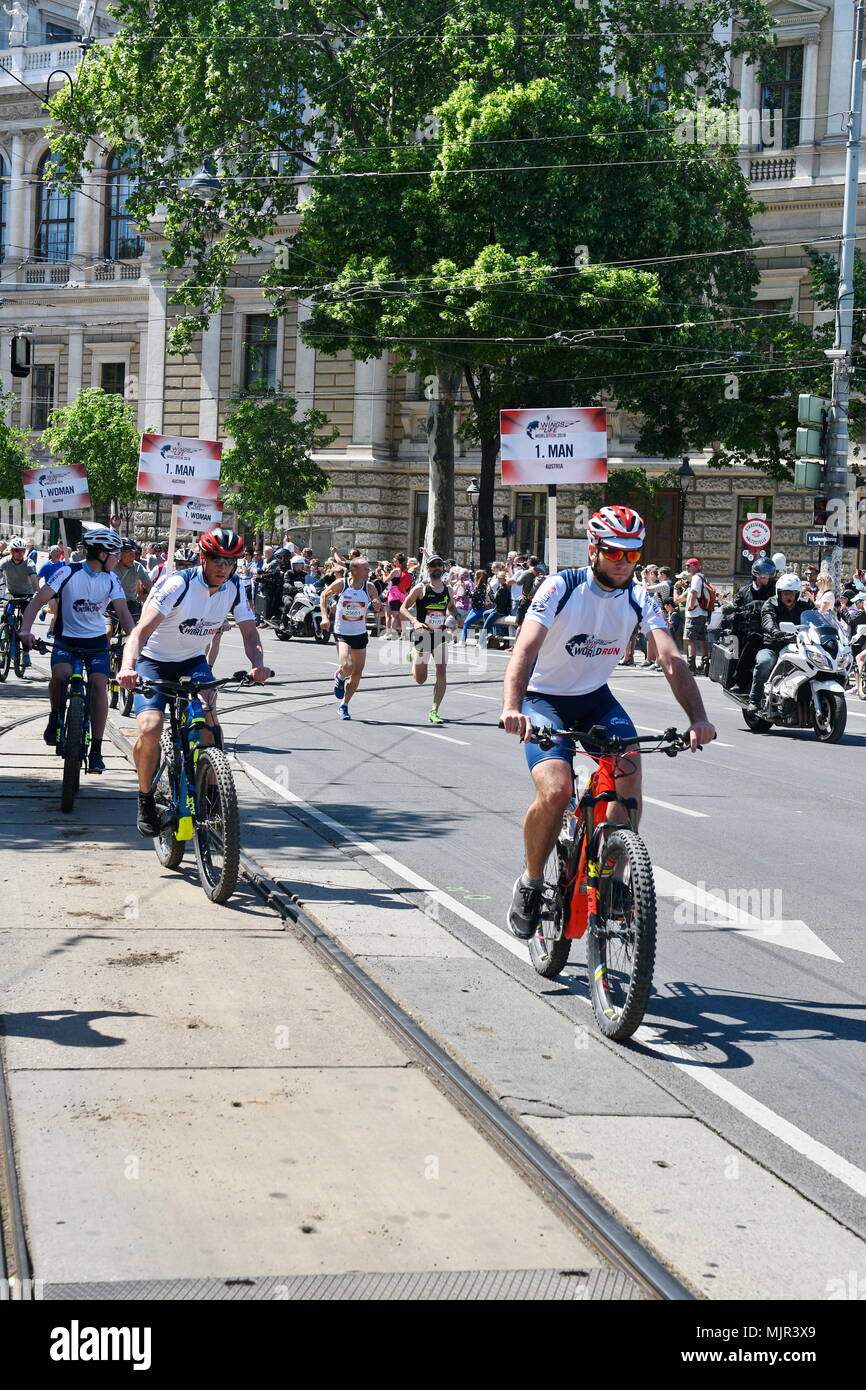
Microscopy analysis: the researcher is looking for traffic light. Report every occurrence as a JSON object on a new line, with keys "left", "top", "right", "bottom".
{"left": 813, "top": 496, "right": 829, "bottom": 527}
{"left": 10, "top": 333, "right": 30, "bottom": 378}
{"left": 795, "top": 393, "right": 829, "bottom": 459}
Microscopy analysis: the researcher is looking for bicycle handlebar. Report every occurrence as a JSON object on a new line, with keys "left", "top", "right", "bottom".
{"left": 135, "top": 668, "right": 275, "bottom": 698}
{"left": 499, "top": 719, "right": 694, "bottom": 756}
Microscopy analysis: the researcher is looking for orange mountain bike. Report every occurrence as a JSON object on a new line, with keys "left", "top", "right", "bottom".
{"left": 525, "top": 724, "right": 691, "bottom": 1042}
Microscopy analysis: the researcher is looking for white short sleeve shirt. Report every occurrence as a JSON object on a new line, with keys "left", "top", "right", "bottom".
{"left": 141, "top": 568, "right": 254, "bottom": 662}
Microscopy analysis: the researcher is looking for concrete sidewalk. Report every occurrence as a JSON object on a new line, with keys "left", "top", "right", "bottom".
{"left": 0, "top": 676, "right": 628, "bottom": 1299}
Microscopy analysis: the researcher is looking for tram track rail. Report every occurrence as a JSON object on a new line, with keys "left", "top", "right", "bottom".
{"left": 0, "top": 673, "right": 696, "bottom": 1302}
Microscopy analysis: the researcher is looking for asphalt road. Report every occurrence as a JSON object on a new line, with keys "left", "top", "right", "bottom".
{"left": 218, "top": 625, "right": 866, "bottom": 1240}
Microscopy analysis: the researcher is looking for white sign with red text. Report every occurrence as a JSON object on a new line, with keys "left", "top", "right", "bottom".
{"left": 175, "top": 496, "right": 223, "bottom": 532}
{"left": 138, "top": 434, "right": 222, "bottom": 499}
{"left": 22, "top": 464, "right": 90, "bottom": 515}
{"left": 741, "top": 516, "right": 771, "bottom": 551}
{"left": 499, "top": 408, "right": 608, "bottom": 486}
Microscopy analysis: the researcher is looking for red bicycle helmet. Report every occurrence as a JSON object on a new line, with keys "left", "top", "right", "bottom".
{"left": 199, "top": 527, "right": 244, "bottom": 559}
{"left": 586, "top": 505, "right": 646, "bottom": 546}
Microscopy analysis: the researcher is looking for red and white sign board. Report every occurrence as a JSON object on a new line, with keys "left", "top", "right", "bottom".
{"left": 138, "top": 434, "right": 222, "bottom": 499}
{"left": 499, "top": 408, "right": 607, "bottom": 486}
{"left": 741, "top": 516, "right": 771, "bottom": 551}
{"left": 175, "top": 496, "right": 223, "bottom": 532}
{"left": 22, "top": 464, "right": 90, "bottom": 515}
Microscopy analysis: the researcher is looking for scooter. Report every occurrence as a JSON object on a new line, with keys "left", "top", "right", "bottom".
{"left": 710, "top": 614, "right": 851, "bottom": 742}
{"left": 276, "top": 580, "right": 331, "bottom": 642}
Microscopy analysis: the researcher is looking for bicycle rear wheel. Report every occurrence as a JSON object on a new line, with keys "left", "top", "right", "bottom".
{"left": 586, "top": 828, "right": 656, "bottom": 1041}
{"left": 152, "top": 731, "right": 185, "bottom": 869}
{"left": 528, "top": 836, "right": 574, "bottom": 979}
{"left": 60, "top": 698, "right": 84, "bottom": 813}
{"left": 0, "top": 626, "right": 10, "bottom": 682}
{"left": 193, "top": 747, "right": 240, "bottom": 903}
{"left": 108, "top": 644, "right": 119, "bottom": 708}
{"left": 13, "top": 636, "right": 26, "bottom": 679}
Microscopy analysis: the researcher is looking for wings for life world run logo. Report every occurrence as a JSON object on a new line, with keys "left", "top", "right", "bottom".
{"left": 178, "top": 617, "right": 223, "bottom": 638}
{"left": 564, "top": 633, "right": 622, "bottom": 658}
{"left": 72, "top": 599, "right": 104, "bottom": 614}
{"left": 525, "top": 416, "right": 576, "bottom": 440}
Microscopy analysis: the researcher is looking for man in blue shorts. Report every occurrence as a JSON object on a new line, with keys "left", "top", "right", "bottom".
{"left": 20, "top": 528, "right": 135, "bottom": 773}
{"left": 117, "top": 527, "right": 269, "bottom": 835}
{"left": 500, "top": 506, "right": 715, "bottom": 938}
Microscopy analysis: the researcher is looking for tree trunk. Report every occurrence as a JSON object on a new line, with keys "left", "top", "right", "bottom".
{"left": 425, "top": 364, "right": 461, "bottom": 559}
{"left": 478, "top": 432, "right": 498, "bottom": 569}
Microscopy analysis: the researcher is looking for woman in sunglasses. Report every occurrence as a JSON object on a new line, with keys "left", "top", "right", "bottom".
{"left": 500, "top": 505, "right": 715, "bottom": 940}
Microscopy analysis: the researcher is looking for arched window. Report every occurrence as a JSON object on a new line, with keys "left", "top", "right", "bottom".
{"left": 0, "top": 156, "right": 6, "bottom": 264}
{"left": 105, "top": 148, "right": 144, "bottom": 259}
{"left": 36, "top": 152, "right": 75, "bottom": 262}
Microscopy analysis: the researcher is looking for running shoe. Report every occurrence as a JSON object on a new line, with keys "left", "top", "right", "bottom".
{"left": 333, "top": 670, "right": 346, "bottom": 699}
{"left": 338, "top": 701, "right": 351, "bottom": 720}
{"left": 507, "top": 876, "right": 543, "bottom": 940}
{"left": 428, "top": 709, "right": 444, "bottom": 725}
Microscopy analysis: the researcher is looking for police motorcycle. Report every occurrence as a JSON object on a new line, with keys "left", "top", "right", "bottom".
{"left": 276, "top": 572, "right": 330, "bottom": 643}
{"left": 710, "top": 575, "right": 851, "bottom": 742}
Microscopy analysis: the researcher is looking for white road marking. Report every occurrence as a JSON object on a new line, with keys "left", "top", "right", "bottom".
{"left": 844, "top": 709, "right": 866, "bottom": 719}
{"left": 643, "top": 796, "right": 708, "bottom": 818}
{"left": 238, "top": 757, "right": 860, "bottom": 1198}
{"left": 395, "top": 725, "right": 470, "bottom": 746}
{"left": 633, "top": 723, "right": 736, "bottom": 749}
{"left": 457, "top": 691, "right": 499, "bottom": 700}
{"left": 654, "top": 867, "right": 841, "bottom": 962}
{"left": 636, "top": 1025, "right": 866, "bottom": 1199}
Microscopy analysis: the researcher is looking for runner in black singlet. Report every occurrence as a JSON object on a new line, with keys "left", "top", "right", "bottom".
{"left": 399, "top": 554, "right": 463, "bottom": 725}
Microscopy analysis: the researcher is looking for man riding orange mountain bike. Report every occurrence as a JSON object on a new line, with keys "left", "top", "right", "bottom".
{"left": 500, "top": 506, "right": 716, "bottom": 939}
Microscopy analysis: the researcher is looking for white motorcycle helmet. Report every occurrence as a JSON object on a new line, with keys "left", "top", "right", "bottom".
{"left": 771, "top": 552, "right": 787, "bottom": 572}
{"left": 775, "top": 573, "right": 802, "bottom": 593}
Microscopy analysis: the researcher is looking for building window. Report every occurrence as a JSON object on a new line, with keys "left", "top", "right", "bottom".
{"left": 762, "top": 46, "right": 803, "bottom": 151}
{"left": 31, "top": 365, "right": 55, "bottom": 431}
{"left": 646, "top": 63, "right": 667, "bottom": 115}
{"left": 515, "top": 491, "right": 547, "bottom": 557}
{"left": 411, "top": 490, "right": 428, "bottom": 557}
{"left": 36, "top": 152, "right": 75, "bottom": 262}
{"left": 242, "top": 315, "right": 278, "bottom": 391}
{"left": 105, "top": 148, "right": 145, "bottom": 259}
{"left": 45, "top": 22, "right": 76, "bottom": 44}
{"left": 100, "top": 362, "right": 126, "bottom": 396}
{"left": 736, "top": 495, "right": 774, "bottom": 576}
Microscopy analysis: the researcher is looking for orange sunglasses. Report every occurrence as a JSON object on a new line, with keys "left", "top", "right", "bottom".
{"left": 599, "top": 545, "right": 642, "bottom": 563}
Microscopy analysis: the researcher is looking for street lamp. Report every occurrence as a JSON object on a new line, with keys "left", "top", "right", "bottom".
{"left": 465, "top": 477, "right": 479, "bottom": 570}
{"left": 675, "top": 455, "right": 696, "bottom": 574}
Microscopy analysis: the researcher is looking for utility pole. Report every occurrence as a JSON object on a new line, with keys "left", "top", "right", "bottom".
{"left": 825, "top": 0, "right": 866, "bottom": 592}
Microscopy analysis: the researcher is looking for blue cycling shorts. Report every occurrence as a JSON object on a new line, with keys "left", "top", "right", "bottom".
{"left": 51, "top": 636, "right": 110, "bottom": 678}
{"left": 521, "top": 687, "right": 638, "bottom": 773}
{"left": 133, "top": 655, "right": 214, "bottom": 714}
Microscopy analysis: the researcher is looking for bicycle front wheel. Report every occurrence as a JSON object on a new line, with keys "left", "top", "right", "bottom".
{"left": 528, "top": 837, "right": 573, "bottom": 979}
{"left": 0, "top": 626, "right": 10, "bottom": 682}
{"left": 13, "top": 637, "right": 26, "bottom": 679}
{"left": 586, "top": 828, "right": 656, "bottom": 1041}
{"left": 60, "top": 698, "right": 84, "bottom": 813}
{"left": 193, "top": 747, "right": 240, "bottom": 903}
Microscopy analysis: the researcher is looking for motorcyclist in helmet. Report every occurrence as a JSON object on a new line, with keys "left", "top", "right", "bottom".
{"left": 748, "top": 574, "right": 817, "bottom": 714}
{"left": 729, "top": 558, "right": 777, "bottom": 691}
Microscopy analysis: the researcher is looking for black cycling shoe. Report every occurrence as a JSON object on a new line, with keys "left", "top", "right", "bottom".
{"left": 88, "top": 750, "right": 106, "bottom": 775}
{"left": 43, "top": 715, "right": 59, "bottom": 747}
{"left": 137, "top": 793, "right": 160, "bottom": 837}
{"left": 508, "top": 876, "right": 543, "bottom": 940}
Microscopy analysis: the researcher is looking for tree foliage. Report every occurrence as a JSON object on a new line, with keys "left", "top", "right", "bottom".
{"left": 220, "top": 392, "right": 336, "bottom": 531}
{"left": 0, "top": 391, "right": 33, "bottom": 502}
{"left": 40, "top": 389, "right": 144, "bottom": 502}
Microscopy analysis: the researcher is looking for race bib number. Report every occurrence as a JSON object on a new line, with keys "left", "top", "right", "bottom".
{"left": 341, "top": 601, "right": 365, "bottom": 621}
{"left": 426, "top": 611, "right": 446, "bottom": 629}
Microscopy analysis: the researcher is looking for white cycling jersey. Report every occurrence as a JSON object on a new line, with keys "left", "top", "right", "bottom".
{"left": 142, "top": 567, "right": 254, "bottom": 662}
{"left": 525, "top": 567, "right": 667, "bottom": 696}
{"left": 48, "top": 562, "right": 124, "bottom": 641}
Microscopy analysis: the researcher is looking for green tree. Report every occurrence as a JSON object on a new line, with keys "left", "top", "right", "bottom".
{"left": 0, "top": 390, "right": 33, "bottom": 503}
{"left": 41, "top": 389, "right": 144, "bottom": 502}
{"left": 220, "top": 392, "right": 336, "bottom": 532}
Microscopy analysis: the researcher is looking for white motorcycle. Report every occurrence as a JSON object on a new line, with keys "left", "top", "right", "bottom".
{"left": 711, "top": 613, "right": 851, "bottom": 742}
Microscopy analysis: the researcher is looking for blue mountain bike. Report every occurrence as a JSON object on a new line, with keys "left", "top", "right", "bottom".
{"left": 0, "top": 596, "right": 31, "bottom": 681}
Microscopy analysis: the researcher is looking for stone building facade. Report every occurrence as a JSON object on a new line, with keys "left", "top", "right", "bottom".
{"left": 0, "top": 0, "right": 863, "bottom": 580}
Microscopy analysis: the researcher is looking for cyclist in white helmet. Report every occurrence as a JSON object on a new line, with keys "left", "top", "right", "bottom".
{"left": 20, "top": 528, "right": 135, "bottom": 773}
{"left": 500, "top": 504, "right": 715, "bottom": 939}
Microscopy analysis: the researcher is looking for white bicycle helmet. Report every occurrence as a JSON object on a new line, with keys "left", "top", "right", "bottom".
{"left": 586, "top": 505, "right": 646, "bottom": 547}
{"left": 84, "top": 527, "right": 123, "bottom": 552}
{"left": 775, "top": 573, "right": 802, "bottom": 593}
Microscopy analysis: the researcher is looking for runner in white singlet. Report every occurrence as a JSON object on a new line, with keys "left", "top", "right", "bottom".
{"left": 319, "top": 557, "right": 382, "bottom": 719}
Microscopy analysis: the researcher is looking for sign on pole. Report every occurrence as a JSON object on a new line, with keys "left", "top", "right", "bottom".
{"left": 175, "top": 496, "right": 223, "bottom": 533}
{"left": 500, "top": 408, "right": 607, "bottom": 573}
{"left": 138, "top": 434, "right": 223, "bottom": 577}
{"left": 22, "top": 464, "right": 90, "bottom": 515}
{"left": 740, "top": 516, "right": 771, "bottom": 551}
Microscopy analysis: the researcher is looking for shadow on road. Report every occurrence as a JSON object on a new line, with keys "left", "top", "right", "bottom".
{"left": 0, "top": 1009, "right": 145, "bottom": 1048}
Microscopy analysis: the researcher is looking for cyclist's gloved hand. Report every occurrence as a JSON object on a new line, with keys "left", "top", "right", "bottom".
{"left": 500, "top": 708, "right": 531, "bottom": 741}
{"left": 687, "top": 719, "right": 716, "bottom": 751}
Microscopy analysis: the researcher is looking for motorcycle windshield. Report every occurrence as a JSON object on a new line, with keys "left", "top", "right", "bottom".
{"left": 799, "top": 613, "right": 840, "bottom": 641}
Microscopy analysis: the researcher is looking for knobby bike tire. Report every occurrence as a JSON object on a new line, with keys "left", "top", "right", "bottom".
{"left": 13, "top": 637, "right": 26, "bottom": 679}
{"left": 60, "top": 697, "right": 85, "bottom": 813}
{"left": 193, "top": 746, "right": 240, "bottom": 903}
{"left": 0, "top": 626, "right": 10, "bottom": 682}
{"left": 586, "top": 828, "right": 657, "bottom": 1042}
{"left": 528, "top": 835, "right": 574, "bottom": 979}
{"left": 152, "top": 731, "right": 185, "bottom": 869}
{"left": 121, "top": 685, "right": 135, "bottom": 717}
